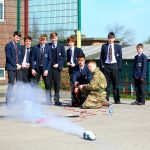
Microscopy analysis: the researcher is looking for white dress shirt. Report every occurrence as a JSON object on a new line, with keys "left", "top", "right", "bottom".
{"left": 22, "top": 47, "right": 30, "bottom": 67}
{"left": 70, "top": 46, "right": 75, "bottom": 65}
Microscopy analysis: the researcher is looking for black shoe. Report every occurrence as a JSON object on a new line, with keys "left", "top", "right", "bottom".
{"left": 131, "top": 100, "right": 138, "bottom": 105}
{"left": 115, "top": 101, "right": 121, "bottom": 104}
{"left": 106, "top": 97, "right": 109, "bottom": 101}
{"left": 137, "top": 101, "right": 145, "bottom": 105}
{"left": 55, "top": 101, "right": 62, "bottom": 106}
{"left": 72, "top": 102, "right": 80, "bottom": 107}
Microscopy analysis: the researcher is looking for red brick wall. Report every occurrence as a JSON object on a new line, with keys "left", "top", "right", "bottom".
{"left": 0, "top": 0, "right": 25, "bottom": 84}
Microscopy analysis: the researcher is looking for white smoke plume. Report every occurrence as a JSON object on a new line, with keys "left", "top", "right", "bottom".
{"left": 6, "top": 82, "right": 84, "bottom": 137}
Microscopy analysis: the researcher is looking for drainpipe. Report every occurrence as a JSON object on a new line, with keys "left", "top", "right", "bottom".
{"left": 17, "top": 0, "right": 21, "bottom": 32}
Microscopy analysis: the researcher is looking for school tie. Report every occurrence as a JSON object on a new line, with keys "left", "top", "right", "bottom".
{"left": 52, "top": 43, "right": 55, "bottom": 49}
{"left": 108, "top": 45, "right": 112, "bottom": 62}
{"left": 14, "top": 43, "right": 19, "bottom": 64}
{"left": 80, "top": 68, "right": 83, "bottom": 75}
{"left": 70, "top": 49, "right": 72, "bottom": 63}
{"left": 40, "top": 47, "right": 44, "bottom": 64}
{"left": 26, "top": 48, "right": 30, "bottom": 63}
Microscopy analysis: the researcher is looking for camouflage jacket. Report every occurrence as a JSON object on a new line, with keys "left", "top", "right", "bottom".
{"left": 82, "top": 67, "right": 107, "bottom": 92}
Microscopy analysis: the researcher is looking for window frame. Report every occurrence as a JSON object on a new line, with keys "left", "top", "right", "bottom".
{"left": 0, "top": 68, "right": 5, "bottom": 80}
{"left": 0, "top": 0, "right": 4, "bottom": 21}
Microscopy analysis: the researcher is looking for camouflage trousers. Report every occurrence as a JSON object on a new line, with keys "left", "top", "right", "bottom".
{"left": 81, "top": 90, "right": 106, "bottom": 109}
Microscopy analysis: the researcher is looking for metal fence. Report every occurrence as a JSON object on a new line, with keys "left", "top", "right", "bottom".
{"left": 28, "top": 0, "right": 78, "bottom": 44}
{"left": 118, "top": 59, "right": 150, "bottom": 98}
{"left": 61, "top": 59, "right": 150, "bottom": 98}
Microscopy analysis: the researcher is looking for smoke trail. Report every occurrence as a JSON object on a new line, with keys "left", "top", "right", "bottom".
{"left": 42, "top": 112, "right": 84, "bottom": 137}
{"left": 6, "top": 82, "right": 84, "bottom": 137}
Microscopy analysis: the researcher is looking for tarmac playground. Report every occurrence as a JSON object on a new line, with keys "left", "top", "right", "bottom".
{"left": 0, "top": 89, "right": 150, "bottom": 150}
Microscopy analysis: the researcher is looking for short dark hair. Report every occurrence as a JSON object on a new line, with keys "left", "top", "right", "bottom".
{"left": 108, "top": 32, "right": 115, "bottom": 39}
{"left": 50, "top": 32, "right": 58, "bottom": 39}
{"left": 136, "top": 43, "right": 143, "bottom": 49}
{"left": 13, "top": 31, "right": 22, "bottom": 37}
{"left": 24, "top": 36, "right": 32, "bottom": 42}
{"left": 77, "top": 53, "right": 85, "bottom": 59}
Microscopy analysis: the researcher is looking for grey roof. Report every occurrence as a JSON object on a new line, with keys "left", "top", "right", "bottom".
{"left": 65, "top": 45, "right": 101, "bottom": 59}
{"left": 82, "top": 46, "right": 101, "bottom": 57}
{"left": 122, "top": 44, "right": 150, "bottom": 59}
{"left": 65, "top": 44, "right": 150, "bottom": 59}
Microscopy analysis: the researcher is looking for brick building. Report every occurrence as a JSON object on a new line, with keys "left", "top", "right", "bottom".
{"left": 0, "top": 0, "right": 25, "bottom": 84}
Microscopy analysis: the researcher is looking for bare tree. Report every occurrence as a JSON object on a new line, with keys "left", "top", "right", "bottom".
{"left": 106, "top": 22, "right": 135, "bottom": 46}
{"left": 144, "top": 37, "right": 150, "bottom": 44}
{"left": 55, "top": 26, "right": 68, "bottom": 39}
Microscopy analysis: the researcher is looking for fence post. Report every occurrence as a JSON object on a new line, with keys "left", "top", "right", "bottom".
{"left": 77, "top": 0, "right": 81, "bottom": 48}
{"left": 17, "top": 0, "right": 21, "bottom": 32}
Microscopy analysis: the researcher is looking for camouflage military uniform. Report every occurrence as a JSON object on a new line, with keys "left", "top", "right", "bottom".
{"left": 81, "top": 67, "right": 107, "bottom": 109}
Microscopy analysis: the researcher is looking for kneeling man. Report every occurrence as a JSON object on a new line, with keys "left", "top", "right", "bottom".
{"left": 78, "top": 61, "right": 109, "bottom": 109}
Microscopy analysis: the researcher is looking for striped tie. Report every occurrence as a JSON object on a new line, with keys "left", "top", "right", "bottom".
{"left": 70, "top": 49, "right": 72, "bottom": 63}
{"left": 40, "top": 47, "right": 44, "bottom": 64}
{"left": 108, "top": 45, "right": 112, "bottom": 62}
{"left": 15, "top": 43, "right": 19, "bottom": 64}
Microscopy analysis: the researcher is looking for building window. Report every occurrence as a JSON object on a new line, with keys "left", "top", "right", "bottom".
{"left": 0, "top": 0, "right": 4, "bottom": 21}
{"left": 0, "top": 68, "right": 5, "bottom": 80}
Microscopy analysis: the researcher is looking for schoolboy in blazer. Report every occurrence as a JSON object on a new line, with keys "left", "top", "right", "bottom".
{"left": 21, "top": 36, "right": 32, "bottom": 82}
{"left": 48, "top": 32, "right": 66, "bottom": 106}
{"left": 131, "top": 43, "right": 147, "bottom": 105}
{"left": 5, "top": 31, "right": 22, "bottom": 102}
{"left": 71, "top": 54, "right": 92, "bottom": 106}
{"left": 99, "top": 32, "right": 122, "bottom": 104}
{"left": 66, "top": 35, "right": 84, "bottom": 86}
{"left": 31, "top": 34, "right": 52, "bottom": 103}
